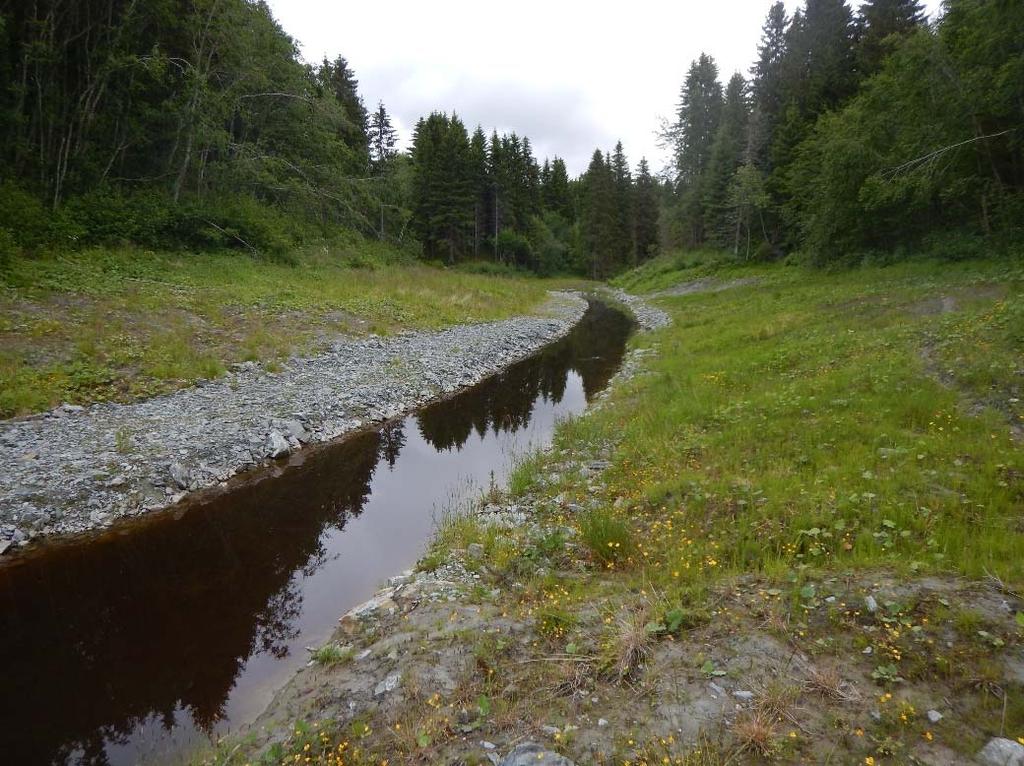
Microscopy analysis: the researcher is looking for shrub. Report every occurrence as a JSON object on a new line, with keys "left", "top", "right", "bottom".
{"left": 496, "top": 229, "right": 534, "bottom": 270}
{"left": 0, "top": 181, "right": 50, "bottom": 246}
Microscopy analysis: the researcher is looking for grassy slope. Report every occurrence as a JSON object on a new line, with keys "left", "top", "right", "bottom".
{"left": 218, "top": 255, "right": 1024, "bottom": 766}
{"left": 0, "top": 243, "right": 568, "bottom": 417}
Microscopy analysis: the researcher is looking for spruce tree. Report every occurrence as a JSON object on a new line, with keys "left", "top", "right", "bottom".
{"left": 581, "top": 150, "right": 617, "bottom": 278}
{"left": 674, "top": 53, "right": 724, "bottom": 245}
{"left": 543, "top": 157, "right": 574, "bottom": 221}
{"left": 410, "top": 113, "right": 474, "bottom": 262}
{"left": 748, "top": 2, "right": 789, "bottom": 168}
{"left": 319, "top": 56, "right": 369, "bottom": 160}
{"left": 610, "top": 141, "right": 635, "bottom": 264}
{"left": 469, "top": 126, "right": 489, "bottom": 256}
{"left": 855, "top": 0, "right": 927, "bottom": 75}
{"left": 367, "top": 101, "right": 398, "bottom": 174}
{"left": 633, "top": 158, "right": 660, "bottom": 261}
{"left": 704, "top": 73, "right": 750, "bottom": 248}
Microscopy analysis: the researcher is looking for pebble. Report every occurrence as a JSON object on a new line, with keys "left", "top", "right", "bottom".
{"left": 373, "top": 671, "right": 402, "bottom": 697}
{"left": 865, "top": 595, "right": 879, "bottom": 613}
{"left": 927, "top": 709, "right": 942, "bottom": 723}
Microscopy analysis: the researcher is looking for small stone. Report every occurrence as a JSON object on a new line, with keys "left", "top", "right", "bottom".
{"left": 865, "top": 595, "right": 878, "bottom": 613}
{"left": 927, "top": 709, "right": 943, "bottom": 723}
{"left": 373, "top": 671, "right": 402, "bottom": 697}
{"left": 733, "top": 690, "right": 755, "bottom": 701}
{"left": 499, "top": 742, "right": 575, "bottom": 766}
{"left": 541, "top": 725, "right": 561, "bottom": 736}
{"left": 266, "top": 430, "right": 290, "bottom": 458}
{"left": 481, "top": 741, "right": 496, "bottom": 750}
{"left": 0, "top": 540, "right": 10, "bottom": 556}
{"left": 977, "top": 738, "right": 1024, "bottom": 766}
{"left": 708, "top": 681, "right": 726, "bottom": 696}
{"left": 467, "top": 542, "right": 485, "bottom": 559}
{"left": 282, "top": 419, "right": 308, "bottom": 443}
{"left": 168, "top": 462, "right": 191, "bottom": 490}
{"left": 597, "top": 718, "right": 608, "bottom": 727}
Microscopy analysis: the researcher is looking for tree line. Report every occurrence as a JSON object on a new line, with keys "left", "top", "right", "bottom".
{"left": 663, "top": 0, "right": 1023, "bottom": 263}
{"left": 1, "top": 0, "right": 1020, "bottom": 272}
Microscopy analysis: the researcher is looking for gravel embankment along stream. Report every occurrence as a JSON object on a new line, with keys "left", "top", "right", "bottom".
{"left": 0, "top": 292, "right": 603, "bottom": 547}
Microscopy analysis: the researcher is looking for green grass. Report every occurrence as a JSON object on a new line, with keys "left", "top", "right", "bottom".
{"left": 0, "top": 243, "right": 569, "bottom": 416}
{"left": 311, "top": 643, "right": 354, "bottom": 667}
{"left": 576, "top": 256, "right": 1024, "bottom": 588}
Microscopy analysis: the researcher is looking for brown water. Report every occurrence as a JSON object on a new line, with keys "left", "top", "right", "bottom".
{"left": 0, "top": 300, "right": 633, "bottom": 765}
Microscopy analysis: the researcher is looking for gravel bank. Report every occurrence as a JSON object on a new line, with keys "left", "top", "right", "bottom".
{"left": 0, "top": 292, "right": 588, "bottom": 547}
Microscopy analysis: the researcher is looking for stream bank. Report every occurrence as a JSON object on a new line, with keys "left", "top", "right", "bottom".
{"left": 0, "top": 292, "right": 587, "bottom": 546}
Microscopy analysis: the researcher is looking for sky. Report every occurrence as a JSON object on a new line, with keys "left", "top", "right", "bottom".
{"left": 266, "top": 0, "right": 945, "bottom": 177}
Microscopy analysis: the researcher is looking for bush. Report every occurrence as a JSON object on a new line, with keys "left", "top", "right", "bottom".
{"left": 496, "top": 229, "right": 534, "bottom": 270}
{"left": 0, "top": 181, "right": 50, "bottom": 247}
{"left": 0, "top": 228, "right": 17, "bottom": 274}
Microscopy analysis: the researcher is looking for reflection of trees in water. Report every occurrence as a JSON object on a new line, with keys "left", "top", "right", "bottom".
{"left": 378, "top": 421, "right": 406, "bottom": 468}
{"left": 416, "top": 301, "right": 633, "bottom": 451}
{"left": 0, "top": 431, "right": 382, "bottom": 766}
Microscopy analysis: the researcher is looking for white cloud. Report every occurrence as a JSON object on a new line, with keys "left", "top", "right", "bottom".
{"left": 268, "top": 0, "right": 944, "bottom": 176}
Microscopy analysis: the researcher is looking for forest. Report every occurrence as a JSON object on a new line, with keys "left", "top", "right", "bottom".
{"left": 0, "top": 0, "right": 1021, "bottom": 275}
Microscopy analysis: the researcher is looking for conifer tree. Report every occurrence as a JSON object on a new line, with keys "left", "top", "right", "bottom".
{"left": 367, "top": 101, "right": 399, "bottom": 174}
{"left": 704, "top": 73, "right": 750, "bottom": 247}
{"left": 469, "top": 126, "right": 489, "bottom": 256}
{"left": 610, "top": 141, "right": 635, "bottom": 264}
{"left": 410, "top": 113, "right": 474, "bottom": 262}
{"left": 748, "top": 2, "right": 789, "bottom": 168}
{"left": 674, "top": 54, "right": 724, "bottom": 245}
{"left": 581, "top": 150, "right": 617, "bottom": 278}
{"left": 674, "top": 54, "right": 724, "bottom": 186}
{"left": 319, "top": 56, "right": 369, "bottom": 160}
{"left": 855, "top": 0, "right": 927, "bottom": 75}
{"left": 633, "top": 158, "right": 660, "bottom": 261}
{"left": 543, "top": 157, "right": 574, "bottom": 221}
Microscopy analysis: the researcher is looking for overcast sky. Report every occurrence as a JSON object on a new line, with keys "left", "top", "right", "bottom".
{"left": 267, "top": 0, "right": 944, "bottom": 177}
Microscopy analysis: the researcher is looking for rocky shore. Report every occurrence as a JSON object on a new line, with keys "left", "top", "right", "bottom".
{"left": 0, "top": 291, "right": 590, "bottom": 547}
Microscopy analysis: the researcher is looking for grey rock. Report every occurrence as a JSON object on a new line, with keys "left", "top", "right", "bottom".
{"left": 927, "top": 709, "right": 943, "bottom": 723}
{"left": 499, "top": 742, "right": 575, "bottom": 766}
{"left": 168, "top": 462, "right": 191, "bottom": 490}
{"left": 597, "top": 718, "right": 608, "bottom": 727}
{"left": 467, "top": 543, "right": 485, "bottom": 559}
{"left": 0, "top": 540, "right": 10, "bottom": 556}
{"left": 733, "top": 690, "right": 755, "bottom": 701}
{"left": 865, "top": 595, "right": 879, "bottom": 613}
{"left": 373, "top": 671, "right": 402, "bottom": 697}
{"left": 978, "top": 738, "right": 1024, "bottom": 766}
{"left": 266, "top": 431, "right": 290, "bottom": 458}
{"left": 282, "top": 419, "right": 308, "bottom": 443}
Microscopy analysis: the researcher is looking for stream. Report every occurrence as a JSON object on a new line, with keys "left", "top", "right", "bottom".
{"left": 0, "top": 300, "right": 633, "bottom": 765}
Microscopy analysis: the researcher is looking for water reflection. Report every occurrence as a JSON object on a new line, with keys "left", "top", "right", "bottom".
{"left": 0, "top": 300, "right": 633, "bottom": 765}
